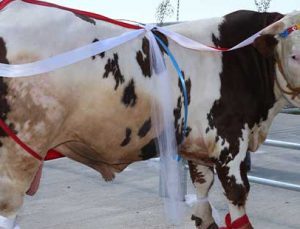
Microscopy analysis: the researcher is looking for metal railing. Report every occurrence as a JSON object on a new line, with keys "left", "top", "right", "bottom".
{"left": 264, "top": 139, "right": 300, "bottom": 150}
{"left": 248, "top": 175, "right": 300, "bottom": 192}
{"left": 249, "top": 108, "right": 300, "bottom": 192}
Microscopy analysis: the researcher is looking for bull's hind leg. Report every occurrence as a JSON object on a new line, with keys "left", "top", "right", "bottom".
{"left": 215, "top": 149, "right": 253, "bottom": 229}
{"left": 188, "top": 161, "right": 218, "bottom": 229}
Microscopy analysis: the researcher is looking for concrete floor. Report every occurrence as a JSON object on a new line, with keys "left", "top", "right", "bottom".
{"left": 18, "top": 113, "right": 300, "bottom": 229}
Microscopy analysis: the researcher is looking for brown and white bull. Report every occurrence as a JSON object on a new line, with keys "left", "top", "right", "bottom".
{"left": 0, "top": 1, "right": 300, "bottom": 228}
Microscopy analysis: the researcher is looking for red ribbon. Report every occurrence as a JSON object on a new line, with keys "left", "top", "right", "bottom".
{"left": 0, "top": 0, "right": 13, "bottom": 9}
{"left": 219, "top": 213, "right": 251, "bottom": 229}
{"left": 0, "top": 118, "right": 64, "bottom": 161}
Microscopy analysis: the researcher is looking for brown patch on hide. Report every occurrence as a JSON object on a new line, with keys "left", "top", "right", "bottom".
{"left": 0, "top": 37, "right": 10, "bottom": 138}
{"left": 191, "top": 215, "right": 203, "bottom": 227}
{"left": 173, "top": 71, "right": 192, "bottom": 145}
{"left": 103, "top": 53, "right": 125, "bottom": 90}
{"left": 139, "top": 138, "right": 158, "bottom": 160}
{"left": 136, "top": 37, "right": 151, "bottom": 78}
{"left": 137, "top": 118, "right": 151, "bottom": 138}
{"left": 214, "top": 149, "right": 250, "bottom": 206}
{"left": 122, "top": 79, "right": 137, "bottom": 107}
{"left": 120, "top": 128, "right": 132, "bottom": 147}
{"left": 92, "top": 39, "right": 105, "bottom": 59}
{"left": 209, "top": 10, "right": 281, "bottom": 160}
{"left": 188, "top": 161, "right": 206, "bottom": 184}
{"left": 135, "top": 32, "right": 169, "bottom": 78}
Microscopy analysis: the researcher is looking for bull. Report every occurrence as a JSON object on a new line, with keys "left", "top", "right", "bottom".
{"left": 0, "top": 1, "right": 300, "bottom": 228}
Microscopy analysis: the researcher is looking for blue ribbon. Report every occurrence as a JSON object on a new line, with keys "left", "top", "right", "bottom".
{"left": 279, "top": 30, "right": 289, "bottom": 38}
{"left": 154, "top": 34, "right": 189, "bottom": 161}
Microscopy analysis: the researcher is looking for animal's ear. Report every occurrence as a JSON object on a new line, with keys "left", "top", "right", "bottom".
{"left": 253, "top": 34, "right": 278, "bottom": 57}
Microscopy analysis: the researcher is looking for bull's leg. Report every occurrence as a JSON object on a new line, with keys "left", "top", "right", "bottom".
{"left": 188, "top": 161, "right": 218, "bottom": 229}
{"left": 0, "top": 147, "right": 41, "bottom": 229}
{"left": 215, "top": 151, "right": 253, "bottom": 229}
{"left": 0, "top": 180, "right": 22, "bottom": 229}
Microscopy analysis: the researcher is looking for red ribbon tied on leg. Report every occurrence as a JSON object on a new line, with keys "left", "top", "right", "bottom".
{"left": 220, "top": 213, "right": 251, "bottom": 229}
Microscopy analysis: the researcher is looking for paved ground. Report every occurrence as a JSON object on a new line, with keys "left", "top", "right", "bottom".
{"left": 18, "top": 113, "right": 300, "bottom": 229}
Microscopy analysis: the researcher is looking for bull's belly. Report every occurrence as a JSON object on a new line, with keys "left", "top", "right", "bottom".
{"left": 51, "top": 81, "right": 159, "bottom": 167}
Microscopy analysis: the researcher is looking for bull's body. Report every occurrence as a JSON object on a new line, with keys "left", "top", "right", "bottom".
{"left": 1, "top": 1, "right": 300, "bottom": 229}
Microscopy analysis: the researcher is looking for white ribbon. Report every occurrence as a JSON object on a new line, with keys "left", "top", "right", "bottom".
{"left": 0, "top": 24, "right": 263, "bottom": 78}
{"left": 157, "top": 27, "right": 262, "bottom": 52}
{"left": 0, "top": 29, "right": 145, "bottom": 77}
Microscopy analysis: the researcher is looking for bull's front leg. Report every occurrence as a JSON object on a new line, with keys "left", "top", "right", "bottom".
{"left": 0, "top": 143, "right": 41, "bottom": 229}
{"left": 188, "top": 161, "right": 218, "bottom": 229}
{"left": 215, "top": 145, "right": 253, "bottom": 229}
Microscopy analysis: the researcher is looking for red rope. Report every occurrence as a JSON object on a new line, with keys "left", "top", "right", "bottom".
{"left": 0, "top": 119, "right": 43, "bottom": 161}
{"left": 0, "top": 0, "right": 14, "bottom": 9}
{"left": 21, "top": 0, "right": 142, "bottom": 30}
{"left": 0, "top": 0, "right": 142, "bottom": 29}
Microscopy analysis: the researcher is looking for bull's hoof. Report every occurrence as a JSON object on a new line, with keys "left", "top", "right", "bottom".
{"left": 191, "top": 215, "right": 217, "bottom": 229}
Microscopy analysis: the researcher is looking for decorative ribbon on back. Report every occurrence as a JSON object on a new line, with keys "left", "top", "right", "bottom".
{"left": 0, "top": 27, "right": 263, "bottom": 77}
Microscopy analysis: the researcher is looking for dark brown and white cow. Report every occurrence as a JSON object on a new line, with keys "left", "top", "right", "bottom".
{"left": 0, "top": 1, "right": 300, "bottom": 228}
